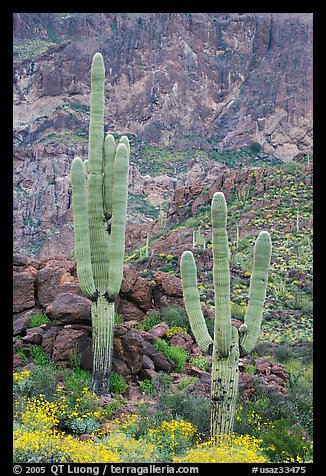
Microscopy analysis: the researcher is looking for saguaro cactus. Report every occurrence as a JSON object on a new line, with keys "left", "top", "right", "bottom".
{"left": 71, "top": 53, "right": 129, "bottom": 395}
{"left": 181, "top": 192, "right": 271, "bottom": 439}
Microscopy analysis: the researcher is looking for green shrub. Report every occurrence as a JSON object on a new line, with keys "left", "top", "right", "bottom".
{"left": 135, "top": 314, "right": 162, "bottom": 331}
{"left": 139, "top": 379, "right": 156, "bottom": 395}
{"left": 177, "top": 377, "right": 199, "bottom": 390}
{"left": 61, "top": 416, "right": 99, "bottom": 435}
{"left": 250, "top": 142, "right": 262, "bottom": 154}
{"left": 189, "top": 356, "right": 210, "bottom": 371}
{"left": 259, "top": 418, "right": 313, "bottom": 463}
{"left": 243, "top": 363, "right": 256, "bottom": 374}
{"left": 154, "top": 339, "right": 188, "bottom": 372}
{"left": 29, "top": 314, "right": 50, "bottom": 328}
{"left": 29, "top": 345, "right": 50, "bottom": 366}
{"left": 109, "top": 371, "right": 128, "bottom": 395}
{"left": 158, "top": 307, "right": 191, "bottom": 332}
{"left": 152, "top": 372, "right": 173, "bottom": 393}
{"left": 158, "top": 393, "right": 210, "bottom": 436}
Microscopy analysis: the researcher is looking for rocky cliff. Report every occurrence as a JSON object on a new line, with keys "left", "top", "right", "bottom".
{"left": 13, "top": 13, "right": 313, "bottom": 257}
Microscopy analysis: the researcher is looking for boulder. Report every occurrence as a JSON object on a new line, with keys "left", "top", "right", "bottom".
{"left": 45, "top": 292, "right": 91, "bottom": 324}
{"left": 147, "top": 322, "right": 169, "bottom": 339}
{"left": 153, "top": 272, "right": 183, "bottom": 297}
{"left": 35, "top": 258, "right": 81, "bottom": 308}
{"left": 169, "top": 331, "right": 193, "bottom": 351}
{"left": 51, "top": 327, "right": 92, "bottom": 369}
{"left": 13, "top": 266, "right": 37, "bottom": 313}
{"left": 114, "top": 328, "right": 144, "bottom": 375}
{"left": 142, "top": 340, "right": 174, "bottom": 372}
{"left": 120, "top": 264, "right": 153, "bottom": 311}
{"left": 115, "top": 297, "right": 146, "bottom": 321}
{"left": 22, "top": 326, "right": 45, "bottom": 345}
{"left": 13, "top": 313, "right": 32, "bottom": 335}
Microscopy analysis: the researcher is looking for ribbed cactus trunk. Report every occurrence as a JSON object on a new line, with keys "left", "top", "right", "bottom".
{"left": 181, "top": 192, "right": 271, "bottom": 441}
{"left": 71, "top": 53, "right": 129, "bottom": 395}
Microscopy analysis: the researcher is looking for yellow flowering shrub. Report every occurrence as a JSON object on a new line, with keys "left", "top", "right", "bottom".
{"left": 13, "top": 370, "right": 31, "bottom": 384}
{"left": 17, "top": 395, "right": 59, "bottom": 431}
{"left": 166, "top": 326, "right": 188, "bottom": 339}
{"left": 173, "top": 434, "right": 269, "bottom": 463}
{"left": 99, "top": 431, "right": 160, "bottom": 463}
{"left": 13, "top": 427, "right": 121, "bottom": 463}
{"left": 147, "top": 419, "right": 198, "bottom": 457}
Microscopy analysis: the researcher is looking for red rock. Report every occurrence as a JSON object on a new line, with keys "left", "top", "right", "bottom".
{"left": 45, "top": 292, "right": 91, "bottom": 324}
{"left": 169, "top": 331, "right": 193, "bottom": 351}
{"left": 120, "top": 264, "right": 153, "bottom": 311}
{"left": 35, "top": 259, "right": 82, "bottom": 308}
{"left": 114, "top": 329, "right": 144, "bottom": 374}
{"left": 22, "top": 326, "right": 45, "bottom": 345}
{"left": 153, "top": 272, "right": 183, "bottom": 297}
{"left": 51, "top": 327, "right": 92, "bottom": 370}
{"left": 148, "top": 322, "right": 169, "bottom": 339}
{"left": 13, "top": 266, "right": 37, "bottom": 313}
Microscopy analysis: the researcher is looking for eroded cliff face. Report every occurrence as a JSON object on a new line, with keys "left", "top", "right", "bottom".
{"left": 13, "top": 13, "right": 313, "bottom": 256}
{"left": 14, "top": 13, "right": 312, "bottom": 156}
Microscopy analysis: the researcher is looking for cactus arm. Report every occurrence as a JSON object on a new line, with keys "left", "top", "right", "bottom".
{"left": 119, "top": 134, "right": 131, "bottom": 156}
{"left": 180, "top": 251, "right": 213, "bottom": 353}
{"left": 108, "top": 141, "right": 129, "bottom": 299}
{"left": 71, "top": 157, "right": 96, "bottom": 298}
{"left": 240, "top": 231, "right": 272, "bottom": 355}
{"left": 88, "top": 52, "right": 105, "bottom": 176}
{"left": 211, "top": 192, "right": 232, "bottom": 357}
{"left": 103, "top": 134, "right": 116, "bottom": 217}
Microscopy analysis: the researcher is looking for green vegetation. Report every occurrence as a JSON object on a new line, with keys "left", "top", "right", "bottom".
{"left": 29, "top": 314, "right": 50, "bottom": 328}
{"left": 154, "top": 339, "right": 188, "bottom": 372}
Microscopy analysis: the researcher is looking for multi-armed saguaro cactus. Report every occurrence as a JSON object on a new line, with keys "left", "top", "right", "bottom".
{"left": 71, "top": 53, "right": 129, "bottom": 396}
{"left": 181, "top": 192, "right": 271, "bottom": 440}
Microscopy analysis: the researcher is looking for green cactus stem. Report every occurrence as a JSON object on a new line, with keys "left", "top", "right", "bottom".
{"left": 71, "top": 53, "right": 129, "bottom": 395}
{"left": 181, "top": 191, "right": 271, "bottom": 440}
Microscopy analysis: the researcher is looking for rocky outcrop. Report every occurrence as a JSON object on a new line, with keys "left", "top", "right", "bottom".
{"left": 13, "top": 254, "right": 289, "bottom": 396}
{"left": 13, "top": 13, "right": 312, "bottom": 258}
{"left": 13, "top": 13, "right": 312, "bottom": 156}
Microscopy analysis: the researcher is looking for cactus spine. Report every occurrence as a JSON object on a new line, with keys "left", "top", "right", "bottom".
{"left": 181, "top": 192, "right": 271, "bottom": 440}
{"left": 71, "top": 53, "right": 129, "bottom": 395}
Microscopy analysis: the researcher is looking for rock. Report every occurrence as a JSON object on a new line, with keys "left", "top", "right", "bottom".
{"left": 13, "top": 314, "right": 32, "bottom": 335}
{"left": 42, "top": 326, "right": 60, "bottom": 356}
{"left": 35, "top": 258, "right": 81, "bottom": 308}
{"left": 22, "top": 326, "right": 45, "bottom": 345}
{"left": 147, "top": 322, "right": 169, "bottom": 339}
{"left": 141, "top": 368, "right": 158, "bottom": 381}
{"left": 120, "top": 264, "right": 153, "bottom": 311}
{"left": 114, "top": 324, "right": 130, "bottom": 337}
{"left": 169, "top": 331, "right": 193, "bottom": 351}
{"left": 13, "top": 353, "right": 23, "bottom": 369}
{"left": 116, "top": 297, "right": 145, "bottom": 321}
{"left": 114, "top": 329, "right": 144, "bottom": 374}
{"left": 189, "top": 366, "right": 210, "bottom": 381}
{"left": 112, "top": 358, "right": 130, "bottom": 377}
{"left": 79, "top": 434, "right": 93, "bottom": 442}
{"left": 142, "top": 355, "right": 155, "bottom": 370}
{"left": 239, "top": 372, "right": 257, "bottom": 398}
{"left": 45, "top": 292, "right": 91, "bottom": 324}
{"left": 13, "top": 266, "right": 37, "bottom": 313}
{"left": 142, "top": 340, "right": 174, "bottom": 372}
{"left": 153, "top": 272, "right": 183, "bottom": 297}
{"left": 50, "top": 327, "right": 92, "bottom": 369}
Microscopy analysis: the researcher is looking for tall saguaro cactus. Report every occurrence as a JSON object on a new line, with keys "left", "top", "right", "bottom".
{"left": 181, "top": 192, "right": 271, "bottom": 439}
{"left": 71, "top": 53, "right": 129, "bottom": 395}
